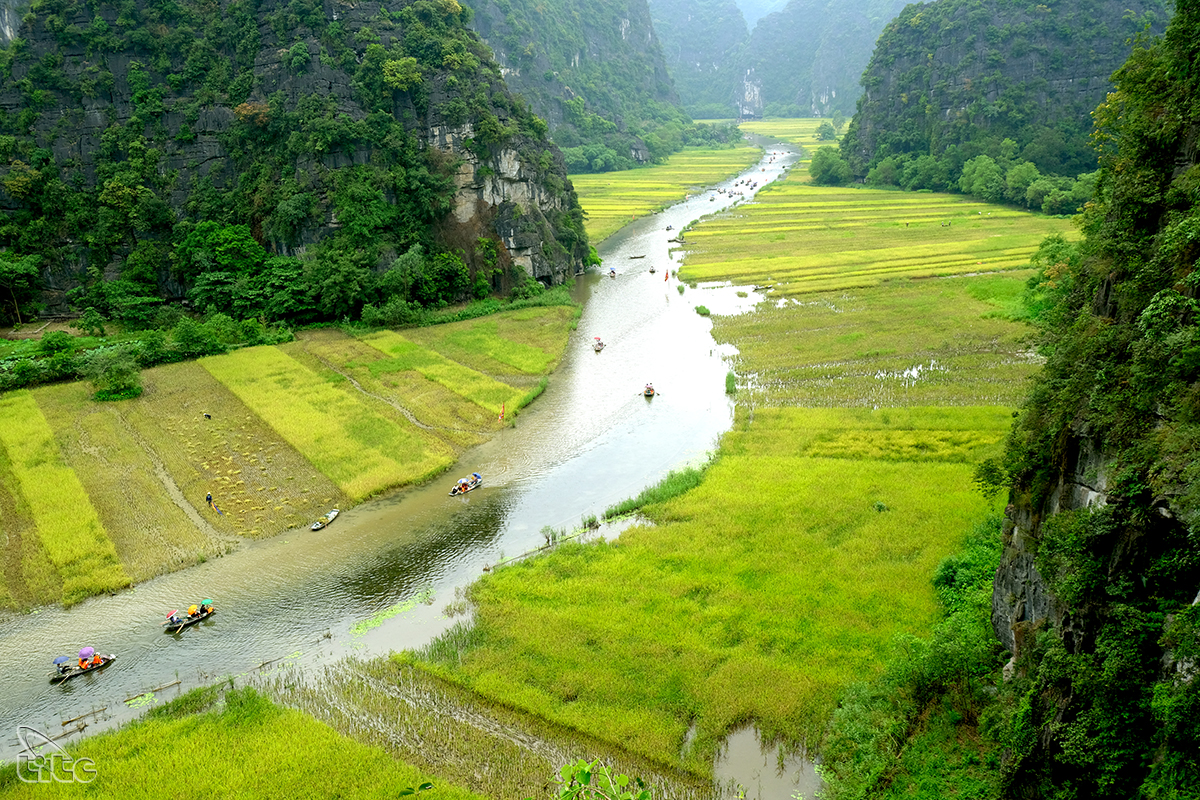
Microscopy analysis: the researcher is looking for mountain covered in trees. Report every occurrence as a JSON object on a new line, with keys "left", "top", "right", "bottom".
{"left": 0, "top": 0, "right": 590, "bottom": 328}
{"left": 647, "top": 0, "right": 747, "bottom": 120}
{"left": 461, "top": 0, "right": 735, "bottom": 173}
{"left": 648, "top": 0, "right": 907, "bottom": 119}
{"left": 840, "top": 0, "right": 1174, "bottom": 181}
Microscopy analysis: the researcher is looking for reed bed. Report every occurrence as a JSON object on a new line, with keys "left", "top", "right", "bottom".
{"left": 0, "top": 391, "right": 128, "bottom": 606}
{"left": 360, "top": 330, "right": 526, "bottom": 416}
{"left": 572, "top": 145, "right": 763, "bottom": 242}
{"left": 35, "top": 381, "right": 218, "bottom": 582}
{"left": 261, "top": 658, "right": 717, "bottom": 800}
{"left": 402, "top": 306, "right": 575, "bottom": 376}
{"left": 0, "top": 685, "right": 480, "bottom": 800}
{"left": 710, "top": 272, "right": 1040, "bottom": 408}
{"left": 414, "top": 406, "right": 1007, "bottom": 772}
{"left": 678, "top": 174, "right": 1074, "bottom": 294}
{"left": 202, "top": 347, "right": 454, "bottom": 501}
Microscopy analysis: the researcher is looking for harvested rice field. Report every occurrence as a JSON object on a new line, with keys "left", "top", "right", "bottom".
{"left": 0, "top": 309, "right": 576, "bottom": 609}
{"left": 571, "top": 145, "right": 763, "bottom": 242}
{"left": 679, "top": 172, "right": 1075, "bottom": 294}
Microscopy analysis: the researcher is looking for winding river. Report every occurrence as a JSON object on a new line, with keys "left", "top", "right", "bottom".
{"left": 0, "top": 141, "right": 802, "bottom": 789}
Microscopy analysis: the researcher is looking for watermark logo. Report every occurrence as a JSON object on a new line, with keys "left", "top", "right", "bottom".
{"left": 15, "top": 726, "right": 97, "bottom": 784}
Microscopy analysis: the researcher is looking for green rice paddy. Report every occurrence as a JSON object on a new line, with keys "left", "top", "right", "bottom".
{"left": 419, "top": 406, "right": 1008, "bottom": 771}
{"left": 0, "top": 391, "right": 128, "bottom": 606}
{"left": 0, "top": 685, "right": 484, "bottom": 800}
{"left": 360, "top": 330, "right": 528, "bottom": 416}
{"left": 571, "top": 145, "right": 763, "bottom": 242}
{"left": 679, "top": 173, "right": 1075, "bottom": 294}
{"left": 739, "top": 118, "right": 836, "bottom": 171}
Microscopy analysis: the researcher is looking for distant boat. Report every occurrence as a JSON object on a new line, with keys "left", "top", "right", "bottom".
{"left": 649, "top": 265, "right": 656, "bottom": 273}
{"left": 629, "top": 254, "right": 645, "bottom": 259}
{"left": 593, "top": 337, "right": 605, "bottom": 352}
{"left": 644, "top": 384, "right": 655, "bottom": 398}
{"left": 311, "top": 509, "right": 339, "bottom": 531}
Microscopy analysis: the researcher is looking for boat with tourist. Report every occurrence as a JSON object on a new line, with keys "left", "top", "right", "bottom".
{"left": 450, "top": 473, "right": 483, "bottom": 496}
{"left": 162, "top": 600, "right": 215, "bottom": 633}
{"left": 50, "top": 650, "right": 116, "bottom": 684}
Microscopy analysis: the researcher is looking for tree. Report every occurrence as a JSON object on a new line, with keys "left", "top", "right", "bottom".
{"left": 0, "top": 251, "right": 41, "bottom": 324}
{"left": 383, "top": 57, "right": 423, "bottom": 91}
{"left": 810, "top": 147, "right": 852, "bottom": 186}
{"left": 81, "top": 345, "right": 142, "bottom": 400}
{"left": 816, "top": 121, "right": 837, "bottom": 141}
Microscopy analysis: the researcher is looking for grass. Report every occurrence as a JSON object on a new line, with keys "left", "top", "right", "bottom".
{"left": 738, "top": 118, "right": 838, "bottom": 171}
{"left": 571, "top": 145, "right": 763, "bottom": 242}
{"left": 709, "top": 272, "right": 1043, "bottom": 408}
{"left": 202, "top": 346, "right": 455, "bottom": 501}
{"left": 359, "top": 330, "right": 527, "bottom": 416}
{"left": 678, "top": 172, "right": 1075, "bottom": 294}
{"left": 402, "top": 306, "right": 575, "bottom": 376}
{"left": 0, "top": 391, "right": 128, "bottom": 606}
{"left": 0, "top": 685, "right": 486, "bottom": 800}
{"left": 414, "top": 406, "right": 1008, "bottom": 772}
{"left": 0, "top": 435, "right": 61, "bottom": 609}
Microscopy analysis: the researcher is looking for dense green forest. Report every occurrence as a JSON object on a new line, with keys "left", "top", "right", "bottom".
{"left": 833, "top": 0, "right": 1173, "bottom": 205}
{"left": 0, "top": 0, "right": 590, "bottom": 338}
{"left": 821, "top": 2, "right": 1200, "bottom": 797}
{"left": 463, "top": 0, "right": 738, "bottom": 172}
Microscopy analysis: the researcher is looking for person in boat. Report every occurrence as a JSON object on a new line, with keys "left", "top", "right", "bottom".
{"left": 92, "top": 653, "right": 103, "bottom": 667}
{"left": 458, "top": 478, "right": 469, "bottom": 493}
{"left": 54, "top": 658, "right": 71, "bottom": 675}
{"left": 199, "top": 600, "right": 212, "bottom": 615}
{"left": 472, "top": 472, "right": 482, "bottom": 484}
{"left": 187, "top": 604, "right": 199, "bottom": 618}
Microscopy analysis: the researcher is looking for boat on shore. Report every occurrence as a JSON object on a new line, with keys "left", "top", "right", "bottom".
{"left": 311, "top": 509, "right": 339, "bottom": 530}
{"left": 51, "top": 654, "right": 116, "bottom": 684}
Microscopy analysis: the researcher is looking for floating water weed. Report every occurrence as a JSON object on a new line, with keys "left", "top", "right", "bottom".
{"left": 351, "top": 587, "right": 436, "bottom": 637}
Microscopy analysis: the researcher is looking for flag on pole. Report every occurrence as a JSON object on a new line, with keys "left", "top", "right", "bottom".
{"left": 498, "top": 402, "right": 505, "bottom": 422}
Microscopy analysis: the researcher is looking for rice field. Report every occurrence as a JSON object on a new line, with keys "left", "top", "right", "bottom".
{"left": 359, "top": 330, "right": 528, "bottom": 416}
{"left": 712, "top": 272, "right": 1041, "bottom": 408}
{"left": 402, "top": 306, "right": 576, "bottom": 377}
{"left": 201, "top": 347, "right": 455, "bottom": 502}
{"left": 0, "top": 685, "right": 485, "bottom": 800}
{"left": 571, "top": 145, "right": 763, "bottom": 242}
{"left": 0, "top": 392, "right": 129, "bottom": 606}
{"left": 739, "top": 118, "right": 837, "bottom": 172}
{"left": 417, "top": 406, "right": 1009, "bottom": 772}
{"left": 678, "top": 173, "right": 1074, "bottom": 294}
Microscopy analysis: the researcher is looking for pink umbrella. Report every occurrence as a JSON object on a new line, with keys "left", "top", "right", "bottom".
{"left": 79, "top": 646, "right": 94, "bottom": 659}
{"left": 166, "top": 610, "right": 178, "bottom": 618}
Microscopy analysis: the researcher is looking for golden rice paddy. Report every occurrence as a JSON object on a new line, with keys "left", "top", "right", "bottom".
{"left": 571, "top": 145, "right": 764, "bottom": 242}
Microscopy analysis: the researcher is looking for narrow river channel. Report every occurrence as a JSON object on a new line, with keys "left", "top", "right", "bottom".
{"left": 0, "top": 141, "right": 801, "bottom": 786}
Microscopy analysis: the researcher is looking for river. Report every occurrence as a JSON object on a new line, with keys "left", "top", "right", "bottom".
{"left": 0, "top": 141, "right": 802, "bottom": 790}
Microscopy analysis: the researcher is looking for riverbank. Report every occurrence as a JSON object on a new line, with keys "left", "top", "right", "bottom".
{"left": 571, "top": 144, "right": 763, "bottom": 243}
{"left": 0, "top": 304, "right": 577, "bottom": 610}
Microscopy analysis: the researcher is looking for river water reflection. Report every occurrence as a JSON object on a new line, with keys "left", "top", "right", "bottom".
{"left": 0, "top": 141, "right": 800, "bottom": 766}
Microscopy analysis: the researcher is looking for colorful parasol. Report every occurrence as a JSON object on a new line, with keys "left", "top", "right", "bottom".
{"left": 53, "top": 656, "right": 70, "bottom": 665}
{"left": 79, "top": 647, "right": 94, "bottom": 658}
{"left": 201, "top": 599, "right": 212, "bottom": 605}
{"left": 166, "top": 610, "right": 178, "bottom": 618}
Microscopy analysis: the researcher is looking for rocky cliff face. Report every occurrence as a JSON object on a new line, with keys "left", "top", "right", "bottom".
{"left": 0, "top": 0, "right": 586, "bottom": 314}
{"left": 842, "top": 0, "right": 1173, "bottom": 175}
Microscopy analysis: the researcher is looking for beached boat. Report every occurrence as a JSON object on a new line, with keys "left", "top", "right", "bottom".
{"left": 450, "top": 474, "right": 483, "bottom": 496}
{"left": 311, "top": 509, "right": 339, "bottom": 530}
{"left": 51, "top": 654, "right": 116, "bottom": 684}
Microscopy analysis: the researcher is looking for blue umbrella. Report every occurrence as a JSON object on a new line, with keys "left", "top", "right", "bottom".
{"left": 53, "top": 656, "right": 70, "bottom": 665}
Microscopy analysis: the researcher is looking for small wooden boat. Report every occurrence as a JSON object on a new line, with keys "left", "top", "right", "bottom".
{"left": 593, "top": 337, "right": 605, "bottom": 352}
{"left": 644, "top": 384, "right": 655, "bottom": 397}
{"left": 450, "top": 474, "right": 482, "bottom": 496}
{"left": 51, "top": 654, "right": 116, "bottom": 684}
{"left": 163, "top": 605, "right": 215, "bottom": 633}
{"left": 649, "top": 265, "right": 656, "bottom": 273}
{"left": 311, "top": 509, "right": 339, "bottom": 530}
{"left": 629, "top": 255, "right": 645, "bottom": 259}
